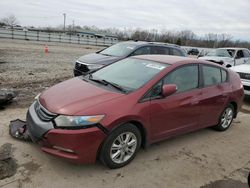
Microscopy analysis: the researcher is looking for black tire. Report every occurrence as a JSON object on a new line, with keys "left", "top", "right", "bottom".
{"left": 213, "top": 104, "right": 235, "bottom": 131}
{"left": 99, "top": 123, "right": 141, "bottom": 169}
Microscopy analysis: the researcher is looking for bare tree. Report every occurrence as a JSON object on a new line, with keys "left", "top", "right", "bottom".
{"left": 1, "top": 14, "right": 19, "bottom": 27}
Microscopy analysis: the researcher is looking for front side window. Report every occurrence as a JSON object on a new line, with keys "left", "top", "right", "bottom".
{"left": 203, "top": 65, "right": 221, "bottom": 86}
{"left": 236, "top": 50, "right": 244, "bottom": 59}
{"left": 92, "top": 58, "right": 169, "bottom": 91}
{"left": 132, "top": 47, "right": 150, "bottom": 56}
{"left": 150, "top": 47, "right": 170, "bottom": 55}
{"left": 163, "top": 65, "right": 199, "bottom": 93}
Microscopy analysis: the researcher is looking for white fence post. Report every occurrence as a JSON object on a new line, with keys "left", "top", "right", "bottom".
{"left": 0, "top": 28, "right": 118, "bottom": 47}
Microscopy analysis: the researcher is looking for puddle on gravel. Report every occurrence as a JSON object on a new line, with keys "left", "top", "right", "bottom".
{"left": 20, "top": 161, "right": 41, "bottom": 172}
{"left": 200, "top": 179, "right": 248, "bottom": 188}
{"left": 0, "top": 143, "right": 17, "bottom": 180}
{"left": 0, "top": 159, "right": 17, "bottom": 180}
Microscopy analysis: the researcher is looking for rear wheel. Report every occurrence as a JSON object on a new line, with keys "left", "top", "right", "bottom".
{"left": 100, "top": 123, "right": 141, "bottom": 169}
{"left": 214, "top": 104, "right": 234, "bottom": 131}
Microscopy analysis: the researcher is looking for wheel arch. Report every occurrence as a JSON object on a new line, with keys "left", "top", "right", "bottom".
{"left": 96, "top": 119, "right": 148, "bottom": 161}
{"left": 229, "top": 101, "right": 238, "bottom": 118}
{"left": 127, "top": 120, "right": 147, "bottom": 148}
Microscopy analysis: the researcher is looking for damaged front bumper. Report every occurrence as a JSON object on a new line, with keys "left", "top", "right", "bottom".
{"left": 26, "top": 101, "right": 54, "bottom": 142}
{"left": 26, "top": 101, "right": 107, "bottom": 163}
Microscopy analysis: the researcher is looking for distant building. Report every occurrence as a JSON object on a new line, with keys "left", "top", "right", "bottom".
{"left": 75, "top": 30, "right": 118, "bottom": 42}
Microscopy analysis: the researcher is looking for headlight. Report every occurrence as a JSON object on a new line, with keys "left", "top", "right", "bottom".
{"left": 34, "top": 93, "right": 41, "bottom": 100}
{"left": 54, "top": 115, "right": 105, "bottom": 128}
{"left": 87, "top": 64, "right": 104, "bottom": 70}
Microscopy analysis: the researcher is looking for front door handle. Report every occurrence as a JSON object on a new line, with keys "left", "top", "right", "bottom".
{"left": 190, "top": 99, "right": 199, "bottom": 105}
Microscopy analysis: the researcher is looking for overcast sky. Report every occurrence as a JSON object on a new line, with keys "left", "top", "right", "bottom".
{"left": 1, "top": 0, "right": 250, "bottom": 41}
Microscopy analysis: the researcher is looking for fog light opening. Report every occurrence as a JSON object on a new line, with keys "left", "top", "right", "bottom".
{"left": 53, "top": 146, "right": 74, "bottom": 153}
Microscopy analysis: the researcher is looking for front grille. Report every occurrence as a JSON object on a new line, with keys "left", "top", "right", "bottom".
{"left": 75, "top": 62, "right": 89, "bottom": 73}
{"left": 35, "top": 101, "right": 56, "bottom": 122}
{"left": 243, "top": 85, "right": 250, "bottom": 91}
{"left": 237, "top": 72, "right": 250, "bottom": 80}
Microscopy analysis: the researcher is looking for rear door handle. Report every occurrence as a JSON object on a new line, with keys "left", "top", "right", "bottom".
{"left": 222, "top": 93, "right": 228, "bottom": 97}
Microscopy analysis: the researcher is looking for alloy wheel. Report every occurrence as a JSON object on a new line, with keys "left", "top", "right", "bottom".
{"left": 110, "top": 132, "right": 137, "bottom": 164}
{"left": 221, "top": 107, "right": 233, "bottom": 129}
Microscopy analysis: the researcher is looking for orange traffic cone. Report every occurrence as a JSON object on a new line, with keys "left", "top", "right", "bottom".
{"left": 44, "top": 44, "right": 49, "bottom": 53}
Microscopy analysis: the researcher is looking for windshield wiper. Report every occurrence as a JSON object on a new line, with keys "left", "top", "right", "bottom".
{"left": 101, "top": 79, "right": 128, "bottom": 93}
{"left": 100, "top": 53, "right": 112, "bottom": 56}
{"left": 88, "top": 74, "right": 108, "bottom": 85}
{"left": 88, "top": 74, "right": 127, "bottom": 93}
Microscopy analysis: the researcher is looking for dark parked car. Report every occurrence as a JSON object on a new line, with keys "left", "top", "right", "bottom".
{"left": 188, "top": 48, "right": 199, "bottom": 55}
{"left": 74, "top": 41, "right": 187, "bottom": 76}
{"left": 27, "top": 55, "right": 244, "bottom": 168}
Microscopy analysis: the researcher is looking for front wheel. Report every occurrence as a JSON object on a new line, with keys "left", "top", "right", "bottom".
{"left": 99, "top": 123, "right": 141, "bottom": 169}
{"left": 214, "top": 104, "right": 234, "bottom": 131}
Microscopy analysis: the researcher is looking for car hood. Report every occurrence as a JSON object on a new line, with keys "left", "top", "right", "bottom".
{"left": 77, "top": 53, "right": 123, "bottom": 65}
{"left": 230, "top": 64, "right": 250, "bottom": 74}
{"left": 199, "top": 56, "right": 234, "bottom": 63}
{"left": 39, "top": 77, "right": 124, "bottom": 115}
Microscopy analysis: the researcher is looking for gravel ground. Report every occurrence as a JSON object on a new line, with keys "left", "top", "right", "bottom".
{"left": 0, "top": 39, "right": 250, "bottom": 188}
{"left": 0, "top": 38, "right": 102, "bottom": 108}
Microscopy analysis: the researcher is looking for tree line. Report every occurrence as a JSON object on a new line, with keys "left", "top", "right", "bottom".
{"left": 1, "top": 14, "right": 249, "bottom": 49}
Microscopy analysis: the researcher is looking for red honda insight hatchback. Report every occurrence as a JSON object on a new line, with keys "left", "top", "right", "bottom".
{"left": 27, "top": 55, "right": 244, "bottom": 168}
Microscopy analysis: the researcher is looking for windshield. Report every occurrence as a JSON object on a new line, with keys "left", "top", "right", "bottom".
{"left": 245, "top": 59, "right": 250, "bottom": 64}
{"left": 92, "top": 58, "right": 169, "bottom": 91}
{"left": 206, "top": 49, "right": 235, "bottom": 58}
{"left": 99, "top": 42, "right": 137, "bottom": 57}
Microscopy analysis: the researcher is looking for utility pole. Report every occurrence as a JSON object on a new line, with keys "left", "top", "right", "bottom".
{"left": 72, "top": 20, "right": 75, "bottom": 31}
{"left": 63, "top": 13, "right": 66, "bottom": 32}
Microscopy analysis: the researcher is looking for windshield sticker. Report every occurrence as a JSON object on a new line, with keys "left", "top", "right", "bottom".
{"left": 145, "top": 64, "right": 165, "bottom": 70}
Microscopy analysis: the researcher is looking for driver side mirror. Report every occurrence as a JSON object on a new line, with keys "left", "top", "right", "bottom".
{"left": 162, "top": 84, "right": 177, "bottom": 97}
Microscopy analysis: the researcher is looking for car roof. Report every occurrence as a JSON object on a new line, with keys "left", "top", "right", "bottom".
{"left": 219, "top": 47, "right": 248, "bottom": 50}
{"left": 132, "top": 55, "right": 200, "bottom": 65}
{"left": 120, "top": 40, "right": 181, "bottom": 48}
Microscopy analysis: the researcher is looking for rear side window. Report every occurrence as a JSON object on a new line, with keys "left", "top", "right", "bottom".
{"left": 221, "top": 69, "right": 227, "bottom": 82}
{"left": 150, "top": 47, "right": 170, "bottom": 55}
{"left": 243, "top": 50, "right": 250, "bottom": 57}
{"left": 203, "top": 66, "right": 221, "bottom": 86}
{"left": 164, "top": 65, "right": 199, "bottom": 93}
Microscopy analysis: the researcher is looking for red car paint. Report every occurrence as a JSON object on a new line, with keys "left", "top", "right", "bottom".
{"left": 36, "top": 55, "right": 244, "bottom": 163}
